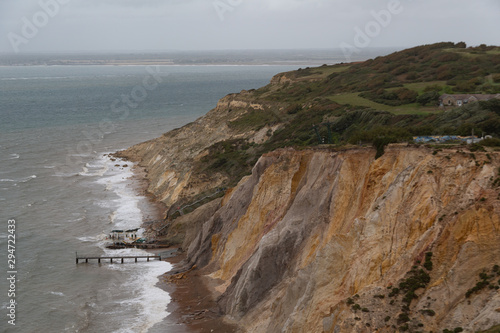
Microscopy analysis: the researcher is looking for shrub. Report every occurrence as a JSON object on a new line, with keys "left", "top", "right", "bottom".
{"left": 398, "top": 313, "right": 410, "bottom": 324}
{"left": 395, "top": 88, "right": 418, "bottom": 103}
{"left": 423, "top": 84, "right": 443, "bottom": 93}
{"left": 389, "top": 288, "right": 400, "bottom": 297}
{"left": 421, "top": 309, "right": 436, "bottom": 316}
{"left": 424, "top": 252, "right": 433, "bottom": 271}
{"left": 481, "top": 138, "right": 500, "bottom": 147}
{"left": 417, "top": 91, "right": 440, "bottom": 106}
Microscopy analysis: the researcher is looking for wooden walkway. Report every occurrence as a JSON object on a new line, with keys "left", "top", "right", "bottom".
{"left": 76, "top": 254, "right": 161, "bottom": 264}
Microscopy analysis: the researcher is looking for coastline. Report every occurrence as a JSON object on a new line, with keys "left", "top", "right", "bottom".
{"left": 130, "top": 163, "right": 238, "bottom": 333}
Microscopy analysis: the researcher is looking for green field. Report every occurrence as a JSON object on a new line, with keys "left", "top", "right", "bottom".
{"left": 401, "top": 81, "right": 448, "bottom": 93}
{"left": 328, "top": 92, "right": 441, "bottom": 115}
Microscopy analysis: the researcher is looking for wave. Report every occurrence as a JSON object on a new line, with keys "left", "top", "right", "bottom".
{"left": 124, "top": 261, "right": 172, "bottom": 333}
{"left": 20, "top": 175, "right": 37, "bottom": 183}
{"left": 49, "top": 291, "right": 65, "bottom": 297}
{"left": 0, "top": 175, "right": 36, "bottom": 184}
{"left": 79, "top": 160, "right": 109, "bottom": 177}
{"left": 9, "top": 153, "right": 20, "bottom": 159}
{"left": 0, "top": 76, "right": 75, "bottom": 81}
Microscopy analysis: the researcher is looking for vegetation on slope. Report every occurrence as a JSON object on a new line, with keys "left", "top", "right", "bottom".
{"left": 184, "top": 42, "right": 500, "bottom": 211}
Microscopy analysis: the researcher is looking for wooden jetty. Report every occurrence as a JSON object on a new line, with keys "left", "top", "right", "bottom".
{"left": 76, "top": 253, "right": 161, "bottom": 264}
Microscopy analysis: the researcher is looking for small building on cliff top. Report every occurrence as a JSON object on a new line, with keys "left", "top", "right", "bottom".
{"left": 439, "top": 93, "right": 500, "bottom": 107}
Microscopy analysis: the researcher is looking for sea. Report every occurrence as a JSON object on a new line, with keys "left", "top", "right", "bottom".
{"left": 0, "top": 64, "right": 308, "bottom": 333}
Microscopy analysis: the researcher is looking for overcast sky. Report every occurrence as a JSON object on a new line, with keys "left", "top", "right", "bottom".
{"left": 0, "top": 0, "right": 499, "bottom": 54}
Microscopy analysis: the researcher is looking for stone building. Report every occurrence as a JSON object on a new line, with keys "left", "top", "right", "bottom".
{"left": 439, "top": 93, "right": 500, "bottom": 107}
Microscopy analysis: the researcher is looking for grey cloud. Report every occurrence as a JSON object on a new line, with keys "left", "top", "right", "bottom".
{"left": 0, "top": 0, "right": 499, "bottom": 53}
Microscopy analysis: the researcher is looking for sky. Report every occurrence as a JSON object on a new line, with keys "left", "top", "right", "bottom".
{"left": 0, "top": 0, "right": 499, "bottom": 54}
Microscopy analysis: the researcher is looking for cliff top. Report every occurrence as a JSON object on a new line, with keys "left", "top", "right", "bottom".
{"left": 119, "top": 42, "right": 500, "bottom": 216}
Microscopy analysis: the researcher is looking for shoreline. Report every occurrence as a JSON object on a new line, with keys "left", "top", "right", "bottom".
{"left": 130, "top": 163, "right": 238, "bottom": 332}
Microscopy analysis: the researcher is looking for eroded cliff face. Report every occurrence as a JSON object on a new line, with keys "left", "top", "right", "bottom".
{"left": 183, "top": 146, "right": 500, "bottom": 333}
{"left": 117, "top": 91, "right": 284, "bottom": 215}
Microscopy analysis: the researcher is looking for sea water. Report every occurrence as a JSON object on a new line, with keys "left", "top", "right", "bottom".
{"left": 0, "top": 64, "right": 302, "bottom": 333}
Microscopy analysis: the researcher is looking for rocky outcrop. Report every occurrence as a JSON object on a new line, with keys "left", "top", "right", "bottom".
{"left": 183, "top": 146, "right": 500, "bottom": 332}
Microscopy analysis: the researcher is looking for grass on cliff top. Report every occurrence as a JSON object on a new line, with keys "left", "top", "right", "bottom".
{"left": 292, "top": 64, "right": 351, "bottom": 80}
{"left": 328, "top": 93, "right": 439, "bottom": 115}
{"left": 169, "top": 43, "right": 500, "bottom": 215}
{"left": 255, "top": 42, "right": 500, "bottom": 115}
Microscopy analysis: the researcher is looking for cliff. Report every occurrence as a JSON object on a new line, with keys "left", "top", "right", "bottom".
{"left": 116, "top": 43, "right": 500, "bottom": 332}
{"left": 184, "top": 146, "right": 500, "bottom": 332}
{"left": 117, "top": 90, "right": 285, "bottom": 217}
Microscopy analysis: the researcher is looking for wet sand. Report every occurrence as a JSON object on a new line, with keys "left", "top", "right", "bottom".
{"left": 159, "top": 254, "right": 239, "bottom": 333}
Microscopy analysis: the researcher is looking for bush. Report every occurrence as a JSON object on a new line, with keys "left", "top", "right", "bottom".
{"left": 374, "top": 136, "right": 398, "bottom": 159}
{"left": 423, "top": 84, "right": 443, "bottom": 93}
{"left": 421, "top": 309, "right": 436, "bottom": 316}
{"left": 359, "top": 88, "right": 417, "bottom": 106}
{"left": 395, "top": 88, "right": 418, "bottom": 103}
{"left": 481, "top": 138, "right": 500, "bottom": 147}
{"left": 389, "top": 288, "right": 400, "bottom": 297}
{"left": 424, "top": 252, "right": 433, "bottom": 271}
{"left": 398, "top": 313, "right": 410, "bottom": 324}
{"left": 417, "top": 91, "right": 440, "bottom": 106}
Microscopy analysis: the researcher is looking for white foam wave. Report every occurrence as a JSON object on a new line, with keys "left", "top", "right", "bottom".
{"left": 95, "top": 156, "right": 142, "bottom": 230}
{"left": 79, "top": 166, "right": 89, "bottom": 176}
{"left": 77, "top": 236, "right": 97, "bottom": 242}
{"left": 67, "top": 216, "right": 85, "bottom": 223}
{"left": 108, "top": 260, "right": 172, "bottom": 333}
{"left": 0, "top": 175, "right": 36, "bottom": 184}
{"left": 86, "top": 154, "right": 172, "bottom": 332}
{"left": 9, "top": 153, "right": 20, "bottom": 159}
{"left": 20, "top": 175, "right": 37, "bottom": 183}
{"left": 133, "top": 261, "right": 172, "bottom": 332}
{"left": 49, "top": 291, "right": 65, "bottom": 297}
{"left": 1, "top": 76, "right": 74, "bottom": 81}
{"left": 79, "top": 158, "right": 109, "bottom": 177}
